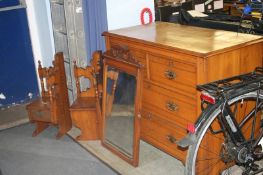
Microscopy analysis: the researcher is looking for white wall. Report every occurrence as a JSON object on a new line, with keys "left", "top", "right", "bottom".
{"left": 106, "top": 0, "right": 155, "bottom": 30}
{"left": 26, "top": 0, "right": 55, "bottom": 92}
{"left": 26, "top": 0, "right": 55, "bottom": 68}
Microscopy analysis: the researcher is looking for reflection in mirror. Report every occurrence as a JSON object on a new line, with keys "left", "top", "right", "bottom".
{"left": 79, "top": 76, "right": 90, "bottom": 92}
{"left": 105, "top": 67, "right": 136, "bottom": 157}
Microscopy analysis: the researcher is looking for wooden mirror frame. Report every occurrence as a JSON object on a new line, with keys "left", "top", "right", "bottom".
{"left": 101, "top": 46, "right": 143, "bottom": 167}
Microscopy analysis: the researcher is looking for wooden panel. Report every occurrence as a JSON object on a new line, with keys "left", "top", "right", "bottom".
{"left": 206, "top": 49, "right": 241, "bottom": 82}
{"left": 148, "top": 53, "right": 197, "bottom": 94}
{"left": 70, "top": 110, "right": 99, "bottom": 140}
{"left": 141, "top": 109, "right": 187, "bottom": 161}
{"left": 240, "top": 43, "right": 263, "bottom": 73}
{"left": 206, "top": 43, "right": 263, "bottom": 83}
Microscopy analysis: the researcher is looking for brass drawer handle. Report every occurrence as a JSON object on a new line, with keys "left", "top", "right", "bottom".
{"left": 164, "top": 70, "right": 176, "bottom": 80}
{"left": 166, "top": 101, "right": 178, "bottom": 111}
{"left": 166, "top": 134, "right": 176, "bottom": 143}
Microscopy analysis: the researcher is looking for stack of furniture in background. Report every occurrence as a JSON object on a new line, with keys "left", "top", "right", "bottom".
{"left": 155, "top": 0, "right": 263, "bottom": 34}
{"left": 155, "top": 0, "right": 193, "bottom": 22}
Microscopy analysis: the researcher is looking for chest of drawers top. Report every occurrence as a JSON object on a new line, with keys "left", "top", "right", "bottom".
{"left": 103, "top": 22, "right": 263, "bottom": 57}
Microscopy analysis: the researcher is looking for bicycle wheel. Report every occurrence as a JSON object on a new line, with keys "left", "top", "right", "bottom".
{"left": 185, "top": 91, "right": 263, "bottom": 175}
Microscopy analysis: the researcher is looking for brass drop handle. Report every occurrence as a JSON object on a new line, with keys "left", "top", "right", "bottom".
{"left": 164, "top": 70, "right": 176, "bottom": 80}
{"left": 166, "top": 134, "right": 176, "bottom": 143}
{"left": 166, "top": 101, "right": 178, "bottom": 111}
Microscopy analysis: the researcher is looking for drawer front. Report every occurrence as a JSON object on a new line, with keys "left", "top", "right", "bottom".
{"left": 143, "top": 82, "right": 197, "bottom": 124}
{"left": 148, "top": 54, "right": 196, "bottom": 94}
{"left": 141, "top": 109, "right": 187, "bottom": 161}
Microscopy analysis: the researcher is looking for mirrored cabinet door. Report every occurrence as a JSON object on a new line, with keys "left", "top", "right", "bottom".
{"left": 102, "top": 47, "right": 143, "bottom": 167}
{"left": 104, "top": 67, "right": 137, "bottom": 157}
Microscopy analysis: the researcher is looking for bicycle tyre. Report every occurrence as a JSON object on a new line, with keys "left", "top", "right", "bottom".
{"left": 185, "top": 91, "right": 263, "bottom": 175}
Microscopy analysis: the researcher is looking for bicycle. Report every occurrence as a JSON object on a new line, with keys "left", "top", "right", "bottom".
{"left": 177, "top": 67, "right": 263, "bottom": 175}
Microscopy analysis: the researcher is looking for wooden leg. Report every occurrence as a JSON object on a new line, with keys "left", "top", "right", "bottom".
{"left": 56, "top": 126, "right": 71, "bottom": 139}
{"left": 32, "top": 122, "right": 49, "bottom": 137}
{"left": 56, "top": 113, "right": 72, "bottom": 139}
{"left": 55, "top": 131, "right": 65, "bottom": 139}
{"left": 96, "top": 101, "right": 102, "bottom": 139}
{"left": 76, "top": 135, "right": 89, "bottom": 141}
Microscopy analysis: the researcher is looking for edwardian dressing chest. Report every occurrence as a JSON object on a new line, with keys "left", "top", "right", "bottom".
{"left": 103, "top": 22, "right": 263, "bottom": 162}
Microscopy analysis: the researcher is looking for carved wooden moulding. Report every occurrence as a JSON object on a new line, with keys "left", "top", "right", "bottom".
{"left": 104, "top": 45, "right": 143, "bottom": 67}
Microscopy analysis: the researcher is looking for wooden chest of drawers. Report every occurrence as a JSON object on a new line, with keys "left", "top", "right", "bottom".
{"left": 103, "top": 22, "right": 263, "bottom": 162}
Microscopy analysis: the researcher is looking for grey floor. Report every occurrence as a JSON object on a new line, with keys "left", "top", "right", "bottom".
{"left": 1, "top": 105, "right": 262, "bottom": 175}
{"left": 0, "top": 123, "right": 118, "bottom": 175}
{"left": 0, "top": 104, "right": 28, "bottom": 124}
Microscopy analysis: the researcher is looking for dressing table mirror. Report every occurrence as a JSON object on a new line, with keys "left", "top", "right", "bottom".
{"left": 101, "top": 46, "right": 143, "bottom": 166}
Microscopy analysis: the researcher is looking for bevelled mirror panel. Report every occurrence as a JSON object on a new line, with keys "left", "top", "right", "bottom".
{"left": 104, "top": 67, "right": 136, "bottom": 157}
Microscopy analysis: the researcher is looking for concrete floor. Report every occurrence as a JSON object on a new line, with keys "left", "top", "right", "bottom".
{"left": 0, "top": 123, "right": 117, "bottom": 175}
{"left": 0, "top": 104, "right": 29, "bottom": 130}
{"left": 68, "top": 127, "right": 185, "bottom": 175}
{"left": 0, "top": 104, "right": 185, "bottom": 175}
{"left": 1, "top": 105, "right": 263, "bottom": 175}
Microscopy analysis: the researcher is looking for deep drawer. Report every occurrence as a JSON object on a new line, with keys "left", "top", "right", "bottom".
{"left": 148, "top": 54, "right": 196, "bottom": 94}
{"left": 142, "top": 82, "right": 197, "bottom": 124}
{"left": 141, "top": 109, "right": 187, "bottom": 161}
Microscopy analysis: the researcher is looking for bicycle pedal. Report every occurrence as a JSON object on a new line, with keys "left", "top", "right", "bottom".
{"left": 254, "top": 147, "right": 263, "bottom": 159}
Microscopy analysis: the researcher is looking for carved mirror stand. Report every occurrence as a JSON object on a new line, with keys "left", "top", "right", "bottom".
{"left": 101, "top": 46, "right": 143, "bottom": 166}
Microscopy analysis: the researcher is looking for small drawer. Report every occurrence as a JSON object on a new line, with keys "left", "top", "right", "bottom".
{"left": 141, "top": 109, "right": 187, "bottom": 160}
{"left": 148, "top": 54, "right": 196, "bottom": 94}
{"left": 142, "top": 82, "right": 197, "bottom": 124}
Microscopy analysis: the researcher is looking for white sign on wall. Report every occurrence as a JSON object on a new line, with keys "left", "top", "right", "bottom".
{"left": 194, "top": 0, "right": 223, "bottom": 13}
{"left": 106, "top": 0, "right": 155, "bottom": 30}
